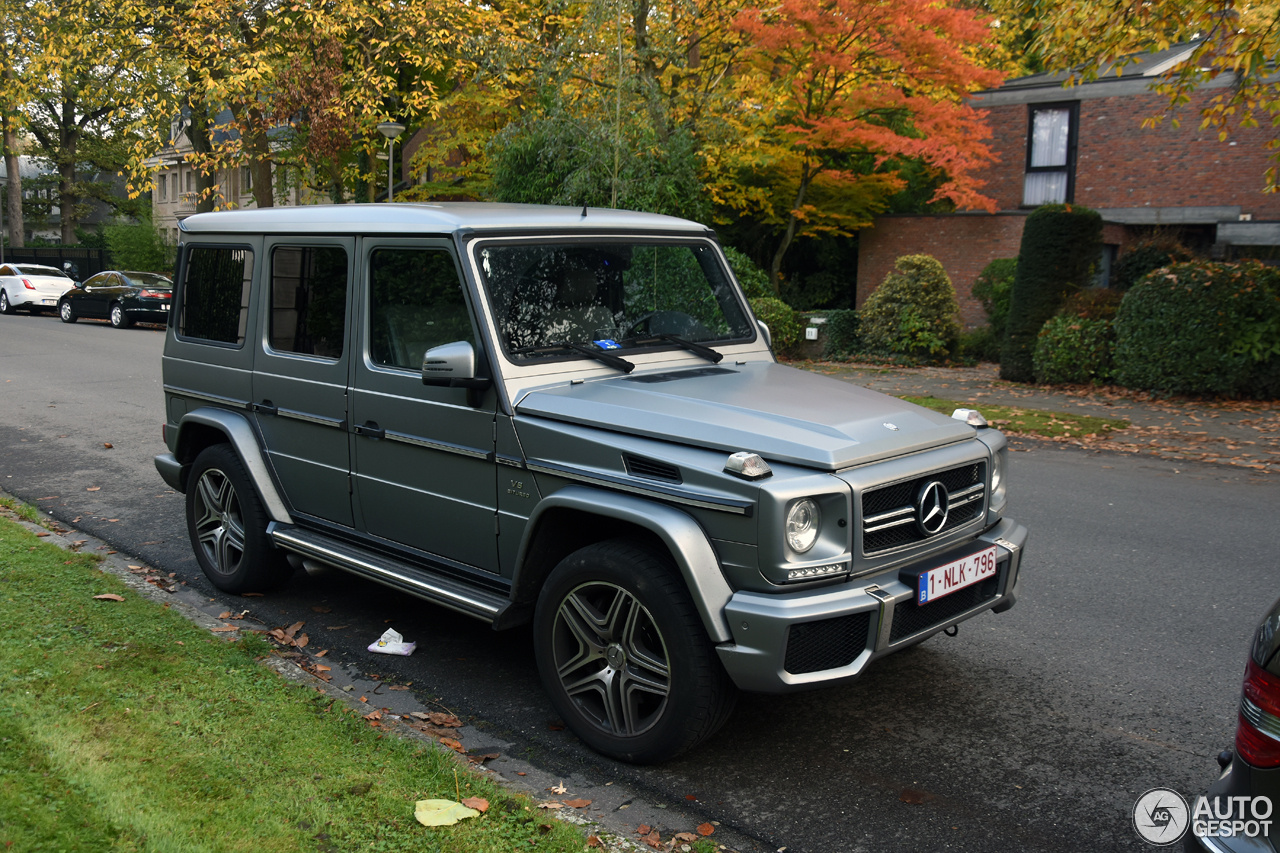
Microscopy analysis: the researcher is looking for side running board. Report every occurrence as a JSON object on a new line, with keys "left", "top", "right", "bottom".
{"left": 269, "top": 525, "right": 510, "bottom": 624}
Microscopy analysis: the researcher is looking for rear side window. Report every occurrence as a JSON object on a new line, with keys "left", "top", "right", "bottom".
{"left": 368, "top": 248, "right": 474, "bottom": 370}
{"left": 180, "top": 247, "right": 253, "bottom": 345}
{"left": 269, "top": 246, "right": 348, "bottom": 358}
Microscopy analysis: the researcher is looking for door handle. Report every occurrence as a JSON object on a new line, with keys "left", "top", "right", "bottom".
{"left": 253, "top": 400, "right": 278, "bottom": 416}
{"left": 354, "top": 422, "right": 384, "bottom": 440}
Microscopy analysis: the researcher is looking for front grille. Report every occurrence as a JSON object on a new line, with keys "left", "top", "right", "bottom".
{"left": 861, "top": 462, "right": 986, "bottom": 554}
{"left": 889, "top": 573, "right": 1000, "bottom": 643}
{"left": 784, "top": 612, "right": 872, "bottom": 674}
{"left": 623, "top": 454, "right": 682, "bottom": 484}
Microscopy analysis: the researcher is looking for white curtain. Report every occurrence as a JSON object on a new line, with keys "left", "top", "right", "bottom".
{"left": 1023, "top": 172, "right": 1067, "bottom": 206}
{"left": 1029, "top": 108, "right": 1070, "bottom": 167}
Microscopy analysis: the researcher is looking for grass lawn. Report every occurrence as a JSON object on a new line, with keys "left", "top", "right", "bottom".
{"left": 0, "top": 509, "right": 591, "bottom": 853}
{"left": 900, "top": 396, "right": 1130, "bottom": 440}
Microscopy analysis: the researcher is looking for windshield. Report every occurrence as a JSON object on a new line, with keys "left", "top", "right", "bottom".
{"left": 123, "top": 272, "right": 174, "bottom": 289}
{"left": 476, "top": 240, "right": 754, "bottom": 362}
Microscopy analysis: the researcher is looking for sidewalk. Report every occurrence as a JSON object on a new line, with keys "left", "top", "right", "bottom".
{"left": 797, "top": 361, "right": 1280, "bottom": 475}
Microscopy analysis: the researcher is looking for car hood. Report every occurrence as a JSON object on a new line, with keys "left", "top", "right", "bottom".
{"left": 514, "top": 362, "right": 975, "bottom": 470}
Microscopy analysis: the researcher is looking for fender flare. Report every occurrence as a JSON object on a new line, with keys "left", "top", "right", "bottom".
{"left": 177, "top": 407, "right": 293, "bottom": 525}
{"left": 515, "top": 485, "right": 734, "bottom": 643}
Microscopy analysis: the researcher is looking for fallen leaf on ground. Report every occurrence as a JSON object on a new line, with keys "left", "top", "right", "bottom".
{"left": 102, "top": 443, "right": 113, "bottom": 449}
{"left": 387, "top": 685, "right": 409, "bottom": 690}
{"left": 414, "top": 799, "right": 479, "bottom": 826}
{"left": 563, "top": 798, "right": 592, "bottom": 809}
{"left": 241, "top": 592, "right": 263, "bottom": 597}
{"left": 460, "top": 797, "right": 489, "bottom": 813}
{"left": 363, "top": 710, "right": 382, "bottom": 721}
{"left": 697, "top": 822, "right": 715, "bottom": 836}
{"left": 439, "top": 738, "right": 466, "bottom": 753}
{"left": 315, "top": 649, "right": 328, "bottom": 657}
{"left": 685, "top": 794, "right": 697, "bottom": 801}
{"left": 36, "top": 532, "right": 49, "bottom": 537}
{"left": 550, "top": 782, "right": 568, "bottom": 795}
{"left": 86, "top": 486, "right": 100, "bottom": 491}
{"left": 637, "top": 825, "right": 651, "bottom": 835}
{"left": 537, "top": 802, "right": 565, "bottom": 809}
{"left": 642, "top": 830, "right": 662, "bottom": 848}
{"left": 468, "top": 752, "right": 500, "bottom": 764}
{"left": 899, "top": 789, "right": 932, "bottom": 804}
{"left": 587, "top": 837, "right": 603, "bottom": 848}
{"left": 211, "top": 626, "right": 238, "bottom": 633}
{"left": 314, "top": 664, "right": 330, "bottom": 672}
{"left": 93, "top": 594, "right": 125, "bottom": 602}
{"left": 674, "top": 832, "right": 698, "bottom": 843}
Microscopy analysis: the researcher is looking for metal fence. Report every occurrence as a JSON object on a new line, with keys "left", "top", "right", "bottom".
{"left": 0, "top": 246, "right": 110, "bottom": 281}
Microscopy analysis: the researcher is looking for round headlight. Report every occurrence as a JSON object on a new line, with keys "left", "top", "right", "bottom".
{"left": 785, "top": 498, "right": 822, "bottom": 553}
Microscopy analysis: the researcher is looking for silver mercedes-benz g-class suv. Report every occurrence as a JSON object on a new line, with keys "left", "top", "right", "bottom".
{"left": 154, "top": 203, "right": 1028, "bottom": 763}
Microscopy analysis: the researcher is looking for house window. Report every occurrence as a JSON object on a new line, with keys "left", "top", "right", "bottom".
{"left": 186, "top": 170, "right": 193, "bottom": 193}
{"left": 242, "top": 166, "right": 252, "bottom": 192}
{"left": 1023, "top": 103, "right": 1077, "bottom": 206}
{"left": 157, "top": 174, "right": 167, "bottom": 202}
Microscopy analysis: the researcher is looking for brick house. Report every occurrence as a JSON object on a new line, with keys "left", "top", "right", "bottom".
{"left": 856, "top": 44, "right": 1280, "bottom": 327}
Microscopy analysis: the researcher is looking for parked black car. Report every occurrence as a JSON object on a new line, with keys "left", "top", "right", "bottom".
{"left": 1185, "top": 595, "right": 1280, "bottom": 852}
{"left": 59, "top": 270, "right": 173, "bottom": 328}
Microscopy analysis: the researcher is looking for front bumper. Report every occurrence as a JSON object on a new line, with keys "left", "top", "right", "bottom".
{"left": 715, "top": 518, "right": 1028, "bottom": 693}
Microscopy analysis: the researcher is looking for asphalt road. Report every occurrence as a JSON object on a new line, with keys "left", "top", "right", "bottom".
{"left": 2, "top": 310, "right": 1277, "bottom": 852}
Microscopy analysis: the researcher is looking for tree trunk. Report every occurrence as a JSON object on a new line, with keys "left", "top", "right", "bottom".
{"left": 3, "top": 127, "right": 24, "bottom": 248}
{"left": 186, "top": 77, "right": 218, "bottom": 214}
{"left": 769, "top": 165, "right": 812, "bottom": 294}
{"left": 58, "top": 127, "right": 80, "bottom": 244}
{"left": 247, "top": 106, "right": 273, "bottom": 208}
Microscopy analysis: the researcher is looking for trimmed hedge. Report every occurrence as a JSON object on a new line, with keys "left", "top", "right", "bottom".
{"left": 860, "top": 255, "right": 961, "bottom": 361}
{"left": 750, "top": 296, "right": 801, "bottom": 355}
{"left": 1111, "top": 240, "right": 1193, "bottom": 291}
{"left": 821, "top": 309, "right": 861, "bottom": 358}
{"left": 1113, "top": 260, "right": 1280, "bottom": 397}
{"left": 1000, "top": 204, "right": 1103, "bottom": 382}
{"left": 971, "top": 257, "right": 1016, "bottom": 338}
{"left": 1033, "top": 316, "right": 1115, "bottom": 385}
{"left": 723, "top": 246, "right": 772, "bottom": 300}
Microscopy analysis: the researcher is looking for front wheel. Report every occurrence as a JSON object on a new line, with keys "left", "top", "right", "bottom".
{"left": 185, "top": 444, "right": 291, "bottom": 593}
{"left": 533, "top": 539, "right": 737, "bottom": 763}
{"left": 59, "top": 300, "right": 77, "bottom": 323}
{"left": 109, "top": 302, "right": 132, "bottom": 328}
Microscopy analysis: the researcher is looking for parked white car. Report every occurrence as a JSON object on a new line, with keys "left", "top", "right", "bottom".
{"left": 0, "top": 263, "right": 75, "bottom": 315}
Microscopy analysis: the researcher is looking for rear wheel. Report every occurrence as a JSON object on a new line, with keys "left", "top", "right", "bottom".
{"left": 0, "top": 290, "right": 13, "bottom": 315}
{"left": 59, "top": 300, "right": 77, "bottom": 323}
{"left": 533, "top": 539, "right": 737, "bottom": 763}
{"left": 185, "top": 444, "right": 291, "bottom": 593}
{"left": 109, "top": 302, "right": 132, "bottom": 328}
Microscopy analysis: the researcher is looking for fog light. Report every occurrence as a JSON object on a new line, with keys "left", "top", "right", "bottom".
{"left": 785, "top": 498, "right": 821, "bottom": 553}
{"left": 786, "top": 563, "right": 848, "bottom": 581}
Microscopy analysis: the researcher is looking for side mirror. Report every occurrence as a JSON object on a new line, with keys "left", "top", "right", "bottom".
{"left": 756, "top": 319, "right": 772, "bottom": 349}
{"left": 422, "top": 340, "right": 491, "bottom": 406}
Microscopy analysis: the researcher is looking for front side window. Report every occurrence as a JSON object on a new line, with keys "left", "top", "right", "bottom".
{"left": 368, "top": 248, "right": 474, "bottom": 370}
{"left": 269, "top": 246, "right": 348, "bottom": 358}
{"left": 477, "top": 240, "right": 753, "bottom": 362}
{"left": 179, "top": 246, "right": 253, "bottom": 345}
{"left": 1023, "top": 104, "right": 1076, "bottom": 206}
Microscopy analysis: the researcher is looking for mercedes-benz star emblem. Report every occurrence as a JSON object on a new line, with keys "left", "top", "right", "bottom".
{"left": 915, "top": 480, "right": 950, "bottom": 535}
{"left": 883, "top": 422, "right": 899, "bottom": 431}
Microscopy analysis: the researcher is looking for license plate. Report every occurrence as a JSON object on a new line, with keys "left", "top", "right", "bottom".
{"left": 917, "top": 545, "right": 998, "bottom": 604}
{"left": 41, "top": 299, "right": 56, "bottom": 305}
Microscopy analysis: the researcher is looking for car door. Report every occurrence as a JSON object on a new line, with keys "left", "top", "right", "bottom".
{"left": 251, "top": 238, "right": 356, "bottom": 527}
{"left": 80, "top": 272, "right": 118, "bottom": 318}
{"left": 350, "top": 239, "right": 500, "bottom": 572}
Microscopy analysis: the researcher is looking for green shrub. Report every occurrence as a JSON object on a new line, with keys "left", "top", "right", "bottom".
{"left": 1033, "top": 316, "right": 1115, "bottom": 385}
{"left": 750, "top": 296, "right": 801, "bottom": 355}
{"left": 859, "top": 254, "right": 961, "bottom": 362}
{"left": 103, "top": 213, "right": 174, "bottom": 273}
{"left": 821, "top": 309, "right": 860, "bottom": 358}
{"left": 1000, "top": 204, "right": 1103, "bottom": 382}
{"left": 959, "top": 326, "right": 1002, "bottom": 363}
{"left": 723, "top": 246, "right": 772, "bottom": 300}
{"left": 1058, "top": 287, "right": 1125, "bottom": 321}
{"left": 1113, "top": 260, "right": 1280, "bottom": 397}
{"left": 971, "top": 258, "right": 1017, "bottom": 338}
{"left": 1111, "top": 239, "right": 1194, "bottom": 291}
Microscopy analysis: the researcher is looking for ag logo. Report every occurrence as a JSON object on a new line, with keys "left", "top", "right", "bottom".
{"left": 1133, "top": 788, "right": 1189, "bottom": 845}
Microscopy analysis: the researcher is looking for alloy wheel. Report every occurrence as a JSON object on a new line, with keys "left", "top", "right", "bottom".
{"left": 551, "top": 581, "right": 671, "bottom": 737}
{"left": 60, "top": 301, "right": 73, "bottom": 322}
{"left": 191, "top": 467, "right": 246, "bottom": 578}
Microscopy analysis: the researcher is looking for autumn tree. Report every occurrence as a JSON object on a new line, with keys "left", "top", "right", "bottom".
{"left": 1032, "top": 0, "right": 1280, "bottom": 187}
{"left": 727, "top": 0, "right": 1003, "bottom": 290}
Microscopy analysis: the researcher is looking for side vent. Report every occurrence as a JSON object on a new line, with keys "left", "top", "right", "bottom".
{"left": 623, "top": 454, "right": 682, "bottom": 484}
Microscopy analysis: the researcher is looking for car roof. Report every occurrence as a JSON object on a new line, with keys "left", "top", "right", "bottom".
{"left": 179, "top": 202, "right": 712, "bottom": 237}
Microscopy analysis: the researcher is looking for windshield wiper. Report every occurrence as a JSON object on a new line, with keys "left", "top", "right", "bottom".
{"left": 625, "top": 333, "right": 724, "bottom": 364}
{"left": 511, "top": 342, "right": 635, "bottom": 374}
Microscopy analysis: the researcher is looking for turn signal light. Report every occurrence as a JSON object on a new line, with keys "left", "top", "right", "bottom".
{"left": 1236, "top": 657, "right": 1280, "bottom": 768}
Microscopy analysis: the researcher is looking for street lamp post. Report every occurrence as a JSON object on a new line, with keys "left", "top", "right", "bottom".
{"left": 376, "top": 121, "right": 405, "bottom": 202}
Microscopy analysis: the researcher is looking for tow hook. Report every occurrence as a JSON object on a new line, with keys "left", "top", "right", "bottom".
{"left": 943, "top": 624, "right": 959, "bottom": 638}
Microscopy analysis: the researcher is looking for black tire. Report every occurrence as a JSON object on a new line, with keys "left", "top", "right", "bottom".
{"left": 185, "top": 444, "right": 291, "bottom": 593}
{"left": 59, "top": 300, "right": 77, "bottom": 323}
{"left": 0, "top": 290, "right": 13, "bottom": 315}
{"left": 109, "top": 302, "right": 132, "bottom": 328}
{"left": 533, "top": 539, "right": 737, "bottom": 763}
